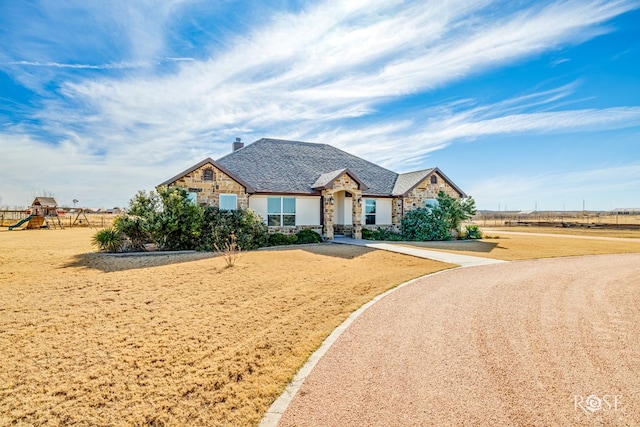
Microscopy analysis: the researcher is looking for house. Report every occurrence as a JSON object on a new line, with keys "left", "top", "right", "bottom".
{"left": 159, "top": 138, "right": 466, "bottom": 239}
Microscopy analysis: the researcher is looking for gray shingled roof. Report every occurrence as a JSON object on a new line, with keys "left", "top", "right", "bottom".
{"left": 312, "top": 169, "right": 348, "bottom": 189}
{"left": 216, "top": 138, "right": 398, "bottom": 195}
{"left": 392, "top": 169, "right": 435, "bottom": 196}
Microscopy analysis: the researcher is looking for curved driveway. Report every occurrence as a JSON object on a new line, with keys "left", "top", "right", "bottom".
{"left": 275, "top": 253, "right": 640, "bottom": 426}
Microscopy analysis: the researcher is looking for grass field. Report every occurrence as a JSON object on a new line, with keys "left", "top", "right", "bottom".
{"left": 0, "top": 228, "right": 450, "bottom": 426}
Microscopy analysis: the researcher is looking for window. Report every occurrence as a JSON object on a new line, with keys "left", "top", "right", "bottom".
{"left": 268, "top": 197, "right": 296, "bottom": 226}
{"left": 425, "top": 198, "right": 438, "bottom": 209}
{"left": 365, "top": 199, "right": 376, "bottom": 225}
{"left": 219, "top": 194, "right": 237, "bottom": 210}
{"left": 203, "top": 168, "right": 214, "bottom": 181}
{"left": 187, "top": 192, "right": 198, "bottom": 205}
{"left": 430, "top": 175, "right": 438, "bottom": 184}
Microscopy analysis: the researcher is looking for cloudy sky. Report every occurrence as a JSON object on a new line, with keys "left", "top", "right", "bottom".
{"left": 1, "top": 0, "right": 639, "bottom": 211}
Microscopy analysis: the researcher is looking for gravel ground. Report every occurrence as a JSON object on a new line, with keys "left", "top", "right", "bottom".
{"left": 278, "top": 253, "right": 640, "bottom": 426}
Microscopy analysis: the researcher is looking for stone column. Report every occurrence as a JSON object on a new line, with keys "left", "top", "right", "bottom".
{"left": 392, "top": 197, "right": 403, "bottom": 233}
{"left": 323, "top": 190, "right": 334, "bottom": 240}
{"left": 352, "top": 190, "right": 362, "bottom": 239}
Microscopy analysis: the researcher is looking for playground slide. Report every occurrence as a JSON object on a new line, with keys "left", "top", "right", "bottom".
{"left": 8, "top": 215, "right": 34, "bottom": 230}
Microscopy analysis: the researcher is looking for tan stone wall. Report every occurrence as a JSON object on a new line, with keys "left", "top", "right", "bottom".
{"left": 166, "top": 163, "right": 248, "bottom": 209}
{"left": 268, "top": 225, "right": 322, "bottom": 235}
{"left": 402, "top": 171, "right": 461, "bottom": 214}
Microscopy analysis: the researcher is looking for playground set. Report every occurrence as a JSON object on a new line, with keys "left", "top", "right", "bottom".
{"left": 6, "top": 197, "right": 93, "bottom": 230}
{"left": 8, "top": 197, "right": 64, "bottom": 230}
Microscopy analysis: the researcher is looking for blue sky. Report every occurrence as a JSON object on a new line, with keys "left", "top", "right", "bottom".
{"left": 1, "top": 0, "right": 639, "bottom": 211}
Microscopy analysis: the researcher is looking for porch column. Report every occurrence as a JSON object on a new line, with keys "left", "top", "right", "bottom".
{"left": 352, "top": 190, "right": 362, "bottom": 239}
{"left": 323, "top": 190, "right": 334, "bottom": 240}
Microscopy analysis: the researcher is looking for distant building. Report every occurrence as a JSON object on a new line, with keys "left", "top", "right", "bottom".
{"left": 610, "top": 208, "right": 640, "bottom": 215}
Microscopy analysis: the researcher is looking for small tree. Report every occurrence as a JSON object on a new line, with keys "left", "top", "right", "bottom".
{"left": 127, "top": 190, "right": 160, "bottom": 217}
{"left": 435, "top": 191, "right": 477, "bottom": 234}
{"left": 112, "top": 190, "right": 159, "bottom": 251}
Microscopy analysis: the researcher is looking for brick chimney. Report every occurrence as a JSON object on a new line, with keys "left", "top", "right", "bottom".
{"left": 232, "top": 137, "right": 244, "bottom": 152}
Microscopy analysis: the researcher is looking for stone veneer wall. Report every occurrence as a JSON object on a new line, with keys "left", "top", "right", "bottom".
{"left": 268, "top": 225, "right": 322, "bottom": 236}
{"left": 334, "top": 224, "right": 354, "bottom": 236}
{"left": 166, "top": 163, "right": 248, "bottom": 209}
{"left": 322, "top": 173, "right": 363, "bottom": 240}
{"left": 401, "top": 171, "right": 461, "bottom": 214}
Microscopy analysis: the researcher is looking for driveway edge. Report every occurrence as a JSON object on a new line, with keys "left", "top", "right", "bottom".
{"left": 258, "top": 268, "right": 454, "bottom": 427}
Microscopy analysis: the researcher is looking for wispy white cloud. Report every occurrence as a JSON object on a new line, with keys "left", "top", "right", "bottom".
{"left": 1, "top": 0, "right": 639, "bottom": 208}
{"left": 7, "top": 61, "right": 142, "bottom": 70}
{"left": 44, "top": 1, "right": 639, "bottom": 154}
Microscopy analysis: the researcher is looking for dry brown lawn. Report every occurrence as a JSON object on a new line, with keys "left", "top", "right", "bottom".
{"left": 401, "top": 229, "right": 640, "bottom": 261}
{"left": 485, "top": 225, "right": 640, "bottom": 239}
{"left": 0, "top": 228, "right": 451, "bottom": 426}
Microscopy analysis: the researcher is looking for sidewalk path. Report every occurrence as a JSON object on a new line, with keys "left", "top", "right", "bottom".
{"left": 273, "top": 253, "right": 640, "bottom": 426}
{"left": 332, "top": 237, "right": 506, "bottom": 267}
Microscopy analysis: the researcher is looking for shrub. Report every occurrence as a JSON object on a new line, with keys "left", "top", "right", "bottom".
{"left": 362, "top": 227, "right": 403, "bottom": 241}
{"left": 268, "top": 233, "right": 298, "bottom": 246}
{"left": 198, "top": 207, "right": 267, "bottom": 251}
{"left": 214, "top": 232, "right": 243, "bottom": 268}
{"left": 148, "top": 187, "right": 204, "bottom": 251}
{"left": 113, "top": 215, "right": 150, "bottom": 251}
{"left": 401, "top": 207, "right": 451, "bottom": 241}
{"left": 296, "top": 229, "right": 322, "bottom": 244}
{"left": 463, "top": 224, "right": 483, "bottom": 239}
{"left": 91, "top": 227, "right": 124, "bottom": 252}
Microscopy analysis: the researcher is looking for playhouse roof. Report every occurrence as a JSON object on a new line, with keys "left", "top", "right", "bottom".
{"left": 32, "top": 197, "right": 58, "bottom": 207}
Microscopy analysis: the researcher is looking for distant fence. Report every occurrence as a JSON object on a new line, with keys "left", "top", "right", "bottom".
{"left": 0, "top": 210, "right": 29, "bottom": 227}
{"left": 1, "top": 210, "right": 117, "bottom": 228}
{"left": 473, "top": 212, "right": 640, "bottom": 230}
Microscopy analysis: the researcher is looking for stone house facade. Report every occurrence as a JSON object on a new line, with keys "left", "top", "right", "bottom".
{"left": 160, "top": 138, "right": 467, "bottom": 239}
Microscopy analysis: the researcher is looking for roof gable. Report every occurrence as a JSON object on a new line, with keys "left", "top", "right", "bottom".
{"left": 393, "top": 167, "right": 467, "bottom": 198}
{"left": 392, "top": 169, "right": 434, "bottom": 196}
{"left": 159, "top": 157, "right": 255, "bottom": 193}
{"left": 311, "top": 168, "right": 369, "bottom": 190}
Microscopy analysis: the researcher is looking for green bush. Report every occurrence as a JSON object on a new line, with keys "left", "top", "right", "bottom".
{"left": 401, "top": 207, "right": 451, "bottom": 241}
{"left": 362, "top": 228, "right": 373, "bottom": 239}
{"left": 296, "top": 229, "right": 322, "bottom": 244}
{"left": 401, "top": 191, "right": 478, "bottom": 241}
{"left": 147, "top": 187, "right": 204, "bottom": 251}
{"left": 113, "top": 215, "right": 150, "bottom": 251}
{"left": 268, "top": 233, "right": 298, "bottom": 246}
{"left": 463, "top": 224, "right": 483, "bottom": 239}
{"left": 91, "top": 227, "right": 124, "bottom": 252}
{"left": 362, "top": 227, "right": 403, "bottom": 241}
{"left": 198, "top": 207, "right": 267, "bottom": 251}
{"left": 113, "top": 187, "right": 204, "bottom": 251}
